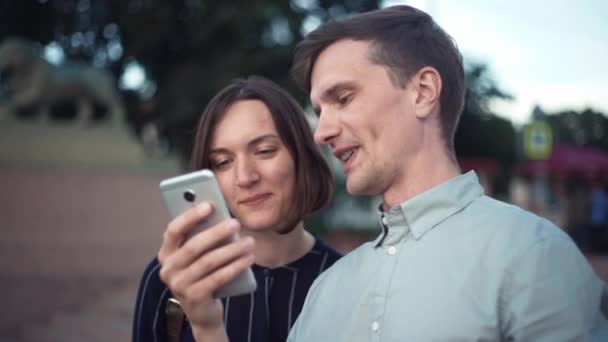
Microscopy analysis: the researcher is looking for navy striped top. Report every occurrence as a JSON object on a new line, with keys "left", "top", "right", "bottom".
{"left": 132, "top": 237, "right": 341, "bottom": 342}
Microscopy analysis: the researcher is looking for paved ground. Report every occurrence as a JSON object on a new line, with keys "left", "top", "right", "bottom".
{"left": 0, "top": 167, "right": 171, "bottom": 341}
{"left": 2, "top": 166, "right": 608, "bottom": 341}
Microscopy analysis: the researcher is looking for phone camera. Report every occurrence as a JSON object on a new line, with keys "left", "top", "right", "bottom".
{"left": 183, "top": 189, "right": 196, "bottom": 202}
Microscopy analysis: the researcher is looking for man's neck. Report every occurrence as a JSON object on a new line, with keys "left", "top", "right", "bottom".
{"left": 382, "top": 151, "right": 461, "bottom": 210}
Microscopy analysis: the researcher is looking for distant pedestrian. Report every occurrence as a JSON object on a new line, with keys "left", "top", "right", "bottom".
{"left": 589, "top": 180, "right": 608, "bottom": 252}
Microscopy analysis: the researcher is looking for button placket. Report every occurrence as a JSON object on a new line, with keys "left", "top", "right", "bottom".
{"left": 381, "top": 214, "right": 388, "bottom": 227}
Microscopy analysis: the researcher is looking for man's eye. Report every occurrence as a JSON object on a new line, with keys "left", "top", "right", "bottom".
{"left": 313, "top": 107, "right": 321, "bottom": 116}
{"left": 338, "top": 94, "right": 352, "bottom": 105}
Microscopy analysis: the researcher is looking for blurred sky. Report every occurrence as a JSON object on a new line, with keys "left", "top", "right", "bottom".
{"left": 381, "top": 0, "right": 608, "bottom": 125}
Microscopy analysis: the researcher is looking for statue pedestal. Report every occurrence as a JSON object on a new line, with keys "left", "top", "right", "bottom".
{"left": 0, "top": 106, "right": 180, "bottom": 173}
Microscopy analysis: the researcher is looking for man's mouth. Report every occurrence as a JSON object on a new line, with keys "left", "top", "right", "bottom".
{"left": 336, "top": 147, "right": 357, "bottom": 165}
{"left": 339, "top": 150, "right": 354, "bottom": 163}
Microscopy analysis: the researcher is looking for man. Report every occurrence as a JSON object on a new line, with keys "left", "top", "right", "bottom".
{"left": 288, "top": 5, "right": 608, "bottom": 341}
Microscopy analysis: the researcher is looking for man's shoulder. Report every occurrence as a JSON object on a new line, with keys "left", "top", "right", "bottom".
{"left": 472, "top": 195, "right": 536, "bottom": 219}
{"left": 464, "top": 195, "right": 573, "bottom": 255}
{"left": 472, "top": 195, "right": 564, "bottom": 233}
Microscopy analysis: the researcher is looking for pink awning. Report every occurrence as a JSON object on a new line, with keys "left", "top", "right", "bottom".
{"left": 516, "top": 144, "right": 608, "bottom": 179}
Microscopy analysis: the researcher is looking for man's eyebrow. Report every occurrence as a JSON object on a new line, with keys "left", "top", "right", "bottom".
{"left": 312, "top": 81, "right": 357, "bottom": 115}
{"left": 322, "top": 82, "right": 356, "bottom": 100}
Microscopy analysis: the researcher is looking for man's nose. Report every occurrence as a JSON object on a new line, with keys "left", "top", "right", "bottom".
{"left": 314, "top": 112, "right": 340, "bottom": 146}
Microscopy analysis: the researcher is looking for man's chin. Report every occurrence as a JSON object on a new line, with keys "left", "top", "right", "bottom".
{"left": 346, "top": 178, "right": 375, "bottom": 196}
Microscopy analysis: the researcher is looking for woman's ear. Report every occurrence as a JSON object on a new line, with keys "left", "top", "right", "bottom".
{"left": 413, "top": 66, "right": 442, "bottom": 119}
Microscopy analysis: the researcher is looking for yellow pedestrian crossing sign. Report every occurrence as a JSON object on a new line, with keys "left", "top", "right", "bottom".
{"left": 523, "top": 120, "right": 553, "bottom": 160}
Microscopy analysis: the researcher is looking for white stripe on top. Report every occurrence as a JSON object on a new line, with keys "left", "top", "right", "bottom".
{"left": 135, "top": 262, "right": 161, "bottom": 342}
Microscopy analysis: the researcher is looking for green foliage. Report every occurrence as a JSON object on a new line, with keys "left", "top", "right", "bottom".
{"left": 456, "top": 63, "right": 516, "bottom": 160}
{"left": 113, "top": 0, "right": 382, "bottom": 162}
{"left": 463, "top": 63, "right": 513, "bottom": 116}
{"left": 0, "top": 0, "right": 382, "bottom": 164}
{"left": 455, "top": 62, "right": 516, "bottom": 195}
{"left": 545, "top": 108, "right": 608, "bottom": 150}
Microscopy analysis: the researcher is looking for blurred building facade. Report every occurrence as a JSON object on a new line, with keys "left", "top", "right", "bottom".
{"left": 0, "top": 98, "right": 180, "bottom": 339}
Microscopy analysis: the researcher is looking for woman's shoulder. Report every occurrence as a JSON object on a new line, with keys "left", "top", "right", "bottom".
{"left": 133, "top": 257, "right": 172, "bottom": 342}
{"left": 310, "top": 236, "right": 342, "bottom": 269}
{"left": 312, "top": 237, "right": 342, "bottom": 258}
{"left": 136, "top": 257, "right": 168, "bottom": 303}
{"left": 141, "top": 258, "right": 162, "bottom": 283}
{"left": 281, "top": 236, "right": 342, "bottom": 272}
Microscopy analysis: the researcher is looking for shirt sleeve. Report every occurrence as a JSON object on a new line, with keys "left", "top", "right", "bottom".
{"left": 501, "top": 220, "right": 606, "bottom": 341}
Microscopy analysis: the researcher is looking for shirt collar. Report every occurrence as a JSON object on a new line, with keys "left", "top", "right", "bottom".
{"left": 376, "top": 171, "right": 484, "bottom": 245}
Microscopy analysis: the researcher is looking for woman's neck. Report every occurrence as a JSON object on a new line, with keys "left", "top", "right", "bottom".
{"left": 241, "top": 221, "right": 315, "bottom": 269}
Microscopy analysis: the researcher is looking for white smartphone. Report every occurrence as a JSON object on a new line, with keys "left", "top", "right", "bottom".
{"left": 159, "top": 169, "right": 257, "bottom": 298}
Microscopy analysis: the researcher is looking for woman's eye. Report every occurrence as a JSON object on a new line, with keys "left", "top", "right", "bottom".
{"left": 212, "top": 159, "right": 230, "bottom": 170}
{"left": 257, "top": 148, "right": 277, "bottom": 156}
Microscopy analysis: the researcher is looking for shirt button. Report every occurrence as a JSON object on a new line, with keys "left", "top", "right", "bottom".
{"left": 381, "top": 215, "right": 388, "bottom": 226}
{"left": 371, "top": 321, "right": 380, "bottom": 332}
{"left": 387, "top": 246, "right": 397, "bottom": 255}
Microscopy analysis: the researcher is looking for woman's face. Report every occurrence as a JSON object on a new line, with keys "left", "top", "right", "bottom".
{"left": 208, "top": 99, "right": 297, "bottom": 233}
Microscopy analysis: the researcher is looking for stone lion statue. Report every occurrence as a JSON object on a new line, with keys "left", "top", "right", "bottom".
{"left": 0, "top": 37, "right": 123, "bottom": 123}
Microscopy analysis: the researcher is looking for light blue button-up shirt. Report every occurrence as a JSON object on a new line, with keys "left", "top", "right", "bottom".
{"left": 288, "top": 172, "right": 608, "bottom": 341}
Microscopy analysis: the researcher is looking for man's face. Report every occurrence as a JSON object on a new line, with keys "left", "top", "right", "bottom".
{"left": 310, "top": 39, "right": 424, "bottom": 197}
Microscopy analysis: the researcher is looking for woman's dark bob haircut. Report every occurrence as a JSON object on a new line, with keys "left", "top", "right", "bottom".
{"left": 190, "top": 76, "right": 333, "bottom": 231}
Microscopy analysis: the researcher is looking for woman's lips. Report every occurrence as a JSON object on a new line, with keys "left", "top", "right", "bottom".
{"left": 239, "top": 193, "right": 272, "bottom": 206}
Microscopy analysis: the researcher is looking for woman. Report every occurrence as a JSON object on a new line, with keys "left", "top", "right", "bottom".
{"left": 132, "top": 76, "right": 341, "bottom": 342}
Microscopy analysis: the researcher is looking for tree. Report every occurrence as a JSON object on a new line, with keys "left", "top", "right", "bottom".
{"left": 455, "top": 62, "right": 516, "bottom": 195}
{"left": 545, "top": 108, "right": 608, "bottom": 151}
{"left": 116, "top": 0, "right": 381, "bottom": 162}
{"left": 1, "top": 0, "right": 381, "bottom": 163}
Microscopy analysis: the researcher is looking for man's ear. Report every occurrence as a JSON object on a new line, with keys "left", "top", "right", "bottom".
{"left": 413, "top": 66, "right": 442, "bottom": 119}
